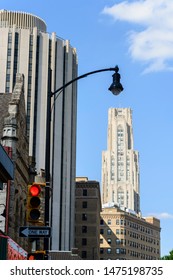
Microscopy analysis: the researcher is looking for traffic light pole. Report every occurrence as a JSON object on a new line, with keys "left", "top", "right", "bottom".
{"left": 44, "top": 66, "right": 123, "bottom": 252}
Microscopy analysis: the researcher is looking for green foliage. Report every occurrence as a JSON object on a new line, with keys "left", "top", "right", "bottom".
{"left": 161, "top": 250, "right": 173, "bottom": 260}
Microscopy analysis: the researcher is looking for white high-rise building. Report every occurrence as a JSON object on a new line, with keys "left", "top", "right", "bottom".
{"left": 0, "top": 10, "right": 78, "bottom": 250}
{"left": 102, "top": 108, "right": 140, "bottom": 213}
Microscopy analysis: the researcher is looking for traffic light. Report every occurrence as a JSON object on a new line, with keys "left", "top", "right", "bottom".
{"left": 27, "top": 182, "right": 45, "bottom": 225}
{"left": 27, "top": 251, "right": 48, "bottom": 260}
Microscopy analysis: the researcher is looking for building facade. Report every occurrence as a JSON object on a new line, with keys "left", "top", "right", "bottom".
{"left": 102, "top": 108, "right": 140, "bottom": 213}
{"left": 0, "top": 73, "right": 30, "bottom": 251}
{"left": 75, "top": 177, "right": 101, "bottom": 259}
{"left": 0, "top": 10, "right": 78, "bottom": 251}
{"left": 100, "top": 206, "right": 161, "bottom": 260}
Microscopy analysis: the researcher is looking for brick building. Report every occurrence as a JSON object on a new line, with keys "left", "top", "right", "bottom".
{"left": 100, "top": 205, "right": 161, "bottom": 260}
{"left": 75, "top": 177, "right": 101, "bottom": 259}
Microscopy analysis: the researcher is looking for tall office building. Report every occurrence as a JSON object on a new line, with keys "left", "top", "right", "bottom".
{"left": 102, "top": 108, "right": 140, "bottom": 213}
{"left": 0, "top": 10, "right": 78, "bottom": 250}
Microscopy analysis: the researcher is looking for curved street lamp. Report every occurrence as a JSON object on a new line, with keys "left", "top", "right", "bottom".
{"left": 44, "top": 65, "right": 123, "bottom": 251}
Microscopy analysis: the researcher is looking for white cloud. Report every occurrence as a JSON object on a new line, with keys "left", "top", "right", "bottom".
{"left": 102, "top": 0, "right": 173, "bottom": 72}
{"left": 147, "top": 212, "right": 173, "bottom": 219}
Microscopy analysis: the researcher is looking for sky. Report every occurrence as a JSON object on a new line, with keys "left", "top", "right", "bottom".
{"left": 1, "top": 0, "right": 173, "bottom": 257}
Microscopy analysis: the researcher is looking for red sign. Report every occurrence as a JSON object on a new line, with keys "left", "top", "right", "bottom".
{"left": 7, "top": 238, "right": 27, "bottom": 260}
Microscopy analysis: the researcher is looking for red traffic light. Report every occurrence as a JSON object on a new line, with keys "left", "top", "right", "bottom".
{"left": 28, "top": 254, "right": 35, "bottom": 260}
{"left": 29, "top": 184, "right": 41, "bottom": 196}
{"left": 27, "top": 182, "right": 45, "bottom": 225}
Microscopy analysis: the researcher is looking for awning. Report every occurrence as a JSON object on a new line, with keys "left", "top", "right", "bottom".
{"left": 0, "top": 145, "right": 14, "bottom": 182}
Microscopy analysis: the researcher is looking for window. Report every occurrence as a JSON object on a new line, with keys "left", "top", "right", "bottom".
{"left": 107, "top": 248, "right": 112, "bottom": 254}
{"left": 13, "top": 61, "right": 18, "bottom": 70}
{"left": 29, "top": 50, "right": 33, "bottom": 58}
{"left": 107, "top": 238, "right": 111, "bottom": 244}
{"left": 121, "top": 239, "right": 126, "bottom": 245}
{"left": 28, "top": 83, "right": 32, "bottom": 90}
{"left": 121, "top": 248, "right": 126, "bottom": 254}
{"left": 107, "top": 229, "right": 111, "bottom": 235}
{"left": 5, "top": 87, "right": 10, "bottom": 93}
{"left": 82, "top": 251, "right": 87, "bottom": 258}
{"left": 100, "top": 248, "right": 104, "bottom": 254}
{"left": 30, "top": 35, "right": 33, "bottom": 46}
{"left": 83, "top": 189, "right": 87, "bottom": 196}
{"left": 82, "top": 201, "right": 87, "bottom": 208}
{"left": 29, "top": 63, "right": 32, "bottom": 71}
{"left": 117, "top": 187, "right": 124, "bottom": 206}
{"left": 116, "top": 239, "right": 121, "bottom": 245}
{"left": 8, "top": 33, "right": 12, "bottom": 43}
{"left": 6, "top": 74, "right": 10, "bottom": 82}
{"left": 82, "top": 213, "right": 87, "bottom": 221}
{"left": 100, "top": 238, "right": 103, "bottom": 244}
{"left": 107, "top": 219, "right": 111, "bottom": 225}
{"left": 7, "top": 48, "right": 11, "bottom": 56}
{"left": 116, "top": 248, "right": 120, "bottom": 254}
{"left": 100, "top": 229, "right": 104, "bottom": 234}
{"left": 82, "top": 226, "right": 87, "bottom": 233}
{"left": 82, "top": 238, "right": 87, "bottom": 246}
{"left": 100, "top": 219, "right": 104, "bottom": 225}
{"left": 7, "top": 61, "right": 11, "bottom": 69}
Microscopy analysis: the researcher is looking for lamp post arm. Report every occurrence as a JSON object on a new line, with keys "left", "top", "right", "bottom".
{"left": 50, "top": 66, "right": 119, "bottom": 97}
{"left": 44, "top": 65, "right": 121, "bottom": 252}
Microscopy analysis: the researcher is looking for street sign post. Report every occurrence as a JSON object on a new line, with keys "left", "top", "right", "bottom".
{"left": 19, "top": 226, "right": 51, "bottom": 238}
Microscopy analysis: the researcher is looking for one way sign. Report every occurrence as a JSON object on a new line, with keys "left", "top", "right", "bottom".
{"left": 19, "top": 226, "right": 51, "bottom": 238}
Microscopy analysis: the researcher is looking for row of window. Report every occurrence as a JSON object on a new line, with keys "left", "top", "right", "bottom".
{"left": 100, "top": 238, "right": 126, "bottom": 245}
{"left": 32, "top": 36, "right": 40, "bottom": 156}
{"left": 128, "top": 241, "right": 159, "bottom": 253}
{"left": 100, "top": 248, "right": 126, "bottom": 255}
{"left": 100, "top": 228, "right": 126, "bottom": 235}
{"left": 5, "top": 33, "right": 19, "bottom": 92}
{"left": 100, "top": 219, "right": 155, "bottom": 236}
{"left": 6, "top": 33, "right": 12, "bottom": 93}
{"left": 128, "top": 222, "right": 153, "bottom": 234}
{"left": 129, "top": 251, "right": 157, "bottom": 259}
{"left": 26, "top": 35, "right": 33, "bottom": 136}
{"left": 100, "top": 248, "right": 159, "bottom": 259}
{"left": 128, "top": 231, "right": 159, "bottom": 243}
{"left": 100, "top": 228, "right": 159, "bottom": 245}
{"left": 100, "top": 236, "right": 159, "bottom": 249}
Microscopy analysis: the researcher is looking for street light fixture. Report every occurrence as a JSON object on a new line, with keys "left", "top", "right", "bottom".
{"left": 108, "top": 66, "right": 123, "bottom": 95}
{"left": 44, "top": 65, "right": 123, "bottom": 251}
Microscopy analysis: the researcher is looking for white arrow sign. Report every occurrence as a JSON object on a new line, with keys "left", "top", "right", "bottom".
{"left": 19, "top": 226, "right": 51, "bottom": 238}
